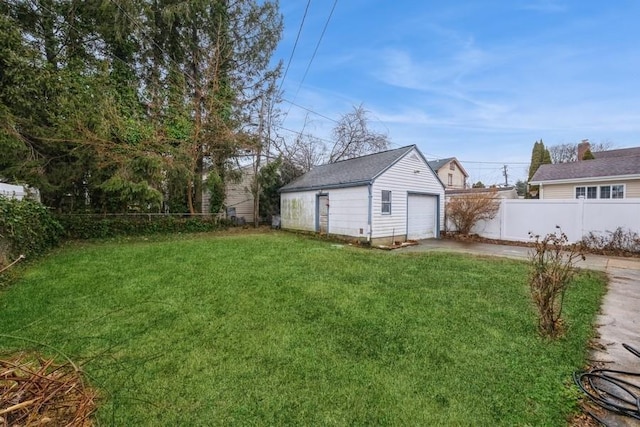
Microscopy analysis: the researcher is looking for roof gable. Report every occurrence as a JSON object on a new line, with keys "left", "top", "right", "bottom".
{"left": 427, "top": 158, "right": 454, "bottom": 171}
{"left": 427, "top": 157, "right": 469, "bottom": 178}
{"left": 280, "top": 145, "right": 423, "bottom": 193}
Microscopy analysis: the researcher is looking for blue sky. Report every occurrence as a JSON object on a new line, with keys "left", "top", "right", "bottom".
{"left": 271, "top": 0, "right": 640, "bottom": 185}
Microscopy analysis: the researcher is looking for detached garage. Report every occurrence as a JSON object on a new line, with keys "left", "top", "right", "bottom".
{"left": 280, "top": 145, "right": 445, "bottom": 245}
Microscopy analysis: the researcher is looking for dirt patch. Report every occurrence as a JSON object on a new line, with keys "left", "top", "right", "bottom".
{"left": 1, "top": 352, "right": 97, "bottom": 426}
{"left": 377, "top": 241, "right": 419, "bottom": 250}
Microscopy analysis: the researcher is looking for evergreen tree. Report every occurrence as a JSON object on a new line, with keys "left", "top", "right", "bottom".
{"left": 526, "top": 140, "right": 551, "bottom": 199}
{"left": 582, "top": 148, "right": 595, "bottom": 160}
{"left": 0, "top": 0, "right": 283, "bottom": 214}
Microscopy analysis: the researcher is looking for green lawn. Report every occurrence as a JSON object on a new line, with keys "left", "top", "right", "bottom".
{"left": 0, "top": 232, "right": 605, "bottom": 425}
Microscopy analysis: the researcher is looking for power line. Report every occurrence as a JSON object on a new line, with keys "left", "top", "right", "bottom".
{"left": 283, "top": 0, "right": 338, "bottom": 123}
{"left": 459, "top": 160, "right": 529, "bottom": 165}
{"left": 281, "top": 98, "right": 339, "bottom": 123}
{"left": 277, "top": 0, "right": 312, "bottom": 95}
{"left": 298, "top": 0, "right": 338, "bottom": 91}
{"left": 274, "top": 124, "right": 334, "bottom": 145}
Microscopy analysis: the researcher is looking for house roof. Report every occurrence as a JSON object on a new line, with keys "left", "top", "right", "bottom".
{"left": 427, "top": 157, "right": 455, "bottom": 171}
{"left": 593, "top": 146, "right": 640, "bottom": 159}
{"left": 280, "top": 145, "right": 421, "bottom": 193}
{"left": 427, "top": 157, "right": 469, "bottom": 178}
{"left": 530, "top": 148, "right": 640, "bottom": 184}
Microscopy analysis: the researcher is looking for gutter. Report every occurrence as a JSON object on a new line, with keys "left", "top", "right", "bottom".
{"left": 367, "top": 182, "right": 373, "bottom": 242}
{"left": 280, "top": 180, "right": 371, "bottom": 194}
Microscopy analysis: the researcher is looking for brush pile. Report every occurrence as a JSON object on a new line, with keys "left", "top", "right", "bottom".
{"left": 0, "top": 353, "right": 97, "bottom": 426}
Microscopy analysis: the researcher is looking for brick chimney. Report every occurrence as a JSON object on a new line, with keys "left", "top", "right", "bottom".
{"left": 577, "top": 139, "right": 590, "bottom": 161}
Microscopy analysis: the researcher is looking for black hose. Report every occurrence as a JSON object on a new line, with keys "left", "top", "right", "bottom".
{"left": 574, "top": 343, "right": 640, "bottom": 424}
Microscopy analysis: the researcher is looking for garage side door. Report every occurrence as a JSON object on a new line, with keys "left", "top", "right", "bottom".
{"left": 407, "top": 194, "right": 437, "bottom": 240}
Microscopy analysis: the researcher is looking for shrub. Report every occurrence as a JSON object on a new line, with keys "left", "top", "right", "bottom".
{"left": 581, "top": 227, "right": 640, "bottom": 255}
{"left": 55, "top": 214, "right": 231, "bottom": 240}
{"left": 528, "top": 228, "right": 585, "bottom": 338}
{"left": 0, "top": 196, "right": 62, "bottom": 270}
{"left": 446, "top": 192, "right": 500, "bottom": 235}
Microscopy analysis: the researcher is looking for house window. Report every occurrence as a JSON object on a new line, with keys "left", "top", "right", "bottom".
{"left": 577, "top": 184, "right": 624, "bottom": 199}
{"left": 381, "top": 190, "right": 391, "bottom": 214}
{"left": 449, "top": 162, "right": 455, "bottom": 171}
{"left": 575, "top": 186, "right": 597, "bottom": 199}
{"left": 612, "top": 185, "right": 624, "bottom": 199}
{"left": 448, "top": 174, "right": 453, "bottom": 186}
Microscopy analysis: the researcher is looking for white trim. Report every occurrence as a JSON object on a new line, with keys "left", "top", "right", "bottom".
{"left": 381, "top": 190, "right": 392, "bottom": 215}
{"left": 530, "top": 174, "right": 640, "bottom": 185}
{"left": 574, "top": 183, "right": 625, "bottom": 199}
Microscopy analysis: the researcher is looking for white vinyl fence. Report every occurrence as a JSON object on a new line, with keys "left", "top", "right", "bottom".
{"left": 449, "top": 199, "right": 640, "bottom": 243}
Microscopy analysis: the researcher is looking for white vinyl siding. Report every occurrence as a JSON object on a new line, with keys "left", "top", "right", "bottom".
{"left": 324, "top": 186, "right": 369, "bottom": 237}
{"left": 371, "top": 149, "right": 444, "bottom": 239}
{"left": 280, "top": 191, "right": 317, "bottom": 232}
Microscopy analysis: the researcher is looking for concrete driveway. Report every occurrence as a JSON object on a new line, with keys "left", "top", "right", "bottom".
{"left": 397, "top": 239, "right": 640, "bottom": 426}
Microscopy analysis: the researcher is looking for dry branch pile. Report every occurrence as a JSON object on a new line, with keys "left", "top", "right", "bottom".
{"left": 0, "top": 353, "right": 97, "bottom": 426}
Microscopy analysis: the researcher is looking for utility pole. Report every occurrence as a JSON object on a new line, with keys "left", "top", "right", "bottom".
{"left": 502, "top": 164, "right": 509, "bottom": 186}
{"left": 253, "top": 95, "right": 265, "bottom": 228}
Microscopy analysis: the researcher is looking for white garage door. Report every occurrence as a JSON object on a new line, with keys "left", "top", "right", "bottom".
{"left": 407, "top": 194, "right": 437, "bottom": 240}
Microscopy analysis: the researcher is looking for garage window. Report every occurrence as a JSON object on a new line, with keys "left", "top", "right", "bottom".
{"left": 381, "top": 190, "right": 391, "bottom": 214}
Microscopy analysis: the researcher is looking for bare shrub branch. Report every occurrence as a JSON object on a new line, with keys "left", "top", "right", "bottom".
{"left": 445, "top": 192, "right": 500, "bottom": 235}
{"left": 581, "top": 227, "right": 640, "bottom": 255}
{"left": 528, "top": 227, "right": 586, "bottom": 338}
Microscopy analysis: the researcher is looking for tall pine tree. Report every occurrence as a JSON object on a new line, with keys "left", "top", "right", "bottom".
{"left": 0, "top": 0, "right": 283, "bottom": 214}
{"left": 526, "top": 139, "right": 551, "bottom": 199}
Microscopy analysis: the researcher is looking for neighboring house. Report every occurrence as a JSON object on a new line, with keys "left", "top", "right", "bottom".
{"left": 530, "top": 142, "right": 640, "bottom": 199}
{"left": 0, "top": 183, "right": 26, "bottom": 200}
{"left": 279, "top": 145, "right": 445, "bottom": 245}
{"left": 446, "top": 186, "right": 518, "bottom": 200}
{"left": 203, "top": 166, "right": 255, "bottom": 223}
{"left": 427, "top": 157, "right": 469, "bottom": 189}
{"left": 0, "top": 183, "right": 39, "bottom": 201}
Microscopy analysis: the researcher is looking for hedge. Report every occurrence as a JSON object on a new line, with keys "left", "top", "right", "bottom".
{"left": 0, "top": 196, "right": 63, "bottom": 269}
{"left": 55, "top": 214, "right": 231, "bottom": 240}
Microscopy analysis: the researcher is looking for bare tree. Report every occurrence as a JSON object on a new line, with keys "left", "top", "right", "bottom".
{"left": 290, "top": 134, "right": 327, "bottom": 172}
{"left": 446, "top": 192, "right": 501, "bottom": 236}
{"left": 548, "top": 141, "right": 614, "bottom": 163}
{"left": 272, "top": 114, "right": 328, "bottom": 172}
{"left": 329, "top": 104, "right": 389, "bottom": 163}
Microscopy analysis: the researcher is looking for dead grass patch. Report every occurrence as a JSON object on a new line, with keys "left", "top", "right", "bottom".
{"left": 1, "top": 352, "right": 97, "bottom": 426}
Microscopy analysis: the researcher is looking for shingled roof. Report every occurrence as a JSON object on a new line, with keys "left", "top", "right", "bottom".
{"left": 530, "top": 147, "right": 640, "bottom": 183}
{"left": 427, "top": 157, "right": 454, "bottom": 171}
{"left": 280, "top": 145, "right": 421, "bottom": 193}
{"left": 594, "top": 146, "right": 640, "bottom": 159}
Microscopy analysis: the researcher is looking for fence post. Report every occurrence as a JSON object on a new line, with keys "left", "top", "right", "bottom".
{"left": 577, "top": 198, "right": 585, "bottom": 243}
{"left": 499, "top": 198, "right": 506, "bottom": 240}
